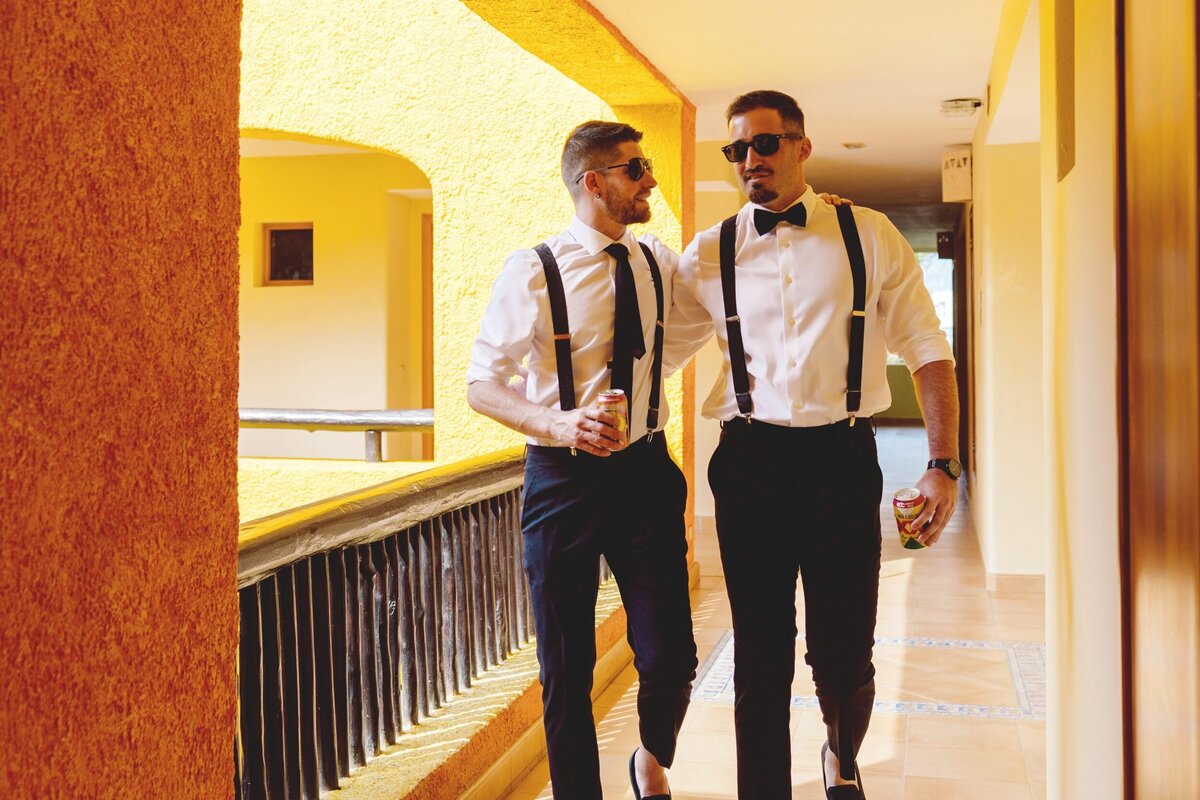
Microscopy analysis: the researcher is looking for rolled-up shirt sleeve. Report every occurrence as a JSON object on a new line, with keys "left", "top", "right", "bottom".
{"left": 466, "top": 250, "right": 543, "bottom": 385}
{"left": 875, "top": 216, "right": 954, "bottom": 372}
{"left": 662, "top": 239, "right": 716, "bottom": 375}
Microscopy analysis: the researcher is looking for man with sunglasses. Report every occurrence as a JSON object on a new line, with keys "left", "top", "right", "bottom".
{"left": 467, "top": 120, "right": 708, "bottom": 800}
{"left": 668, "top": 90, "right": 960, "bottom": 799}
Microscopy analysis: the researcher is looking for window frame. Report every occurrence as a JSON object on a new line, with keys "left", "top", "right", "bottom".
{"left": 262, "top": 222, "right": 314, "bottom": 286}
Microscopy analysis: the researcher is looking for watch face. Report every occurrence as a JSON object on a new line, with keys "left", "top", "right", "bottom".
{"left": 931, "top": 458, "right": 962, "bottom": 479}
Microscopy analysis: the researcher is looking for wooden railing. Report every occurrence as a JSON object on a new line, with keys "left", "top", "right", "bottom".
{"left": 235, "top": 448, "right": 551, "bottom": 799}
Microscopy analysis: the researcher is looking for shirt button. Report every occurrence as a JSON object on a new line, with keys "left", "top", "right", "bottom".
{"left": 785, "top": 276, "right": 794, "bottom": 285}
{"left": 789, "top": 359, "right": 797, "bottom": 368}
{"left": 782, "top": 240, "right": 791, "bottom": 248}
{"left": 787, "top": 317, "right": 796, "bottom": 327}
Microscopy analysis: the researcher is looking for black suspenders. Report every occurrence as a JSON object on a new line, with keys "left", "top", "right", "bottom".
{"left": 533, "top": 241, "right": 665, "bottom": 433}
{"left": 835, "top": 204, "right": 868, "bottom": 421}
{"left": 719, "top": 216, "right": 753, "bottom": 418}
{"left": 533, "top": 244, "right": 576, "bottom": 413}
{"left": 718, "top": 202, "right": 868, "bottom": 425}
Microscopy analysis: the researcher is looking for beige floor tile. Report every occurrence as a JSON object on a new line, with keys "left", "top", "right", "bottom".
{"left": 667, "top": 758, "right": 740, "bottom": 796}
{"left": 680, "top": 701, "right": 736, "bottom": 734}
{"left": 905, "top": 743, "right": 1029, "bottom": 782}
{"left": 672, "top": 728, "right": 739, "bottom": 766}
{"left": 903, "top": 776, "right": 1033, "bottom": 799}
{"left": 509, "top": 760, "right": 551, "bottom": 796}
{"left": 792, "top": 734, "right": 907, "bottom": 776}
{"left": 1017, "top": 720, "right": 1046, "bottom": 782}
{"left": 907, "top": 716, "right": 1022, "bottom": 750}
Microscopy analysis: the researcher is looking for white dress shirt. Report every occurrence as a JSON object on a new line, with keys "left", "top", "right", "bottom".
{"left": 468, "top": 217, "right": 697, "bottom": 446}
{"left": 670, "top": 186, "right": 954, "bottom": 427}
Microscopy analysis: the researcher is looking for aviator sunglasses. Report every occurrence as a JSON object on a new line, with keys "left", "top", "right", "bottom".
{"left": 573, "top": 157, "right": 654, "bottom": 184}
{"left": 721, "top": 132, "right": 805, "bottom": 163}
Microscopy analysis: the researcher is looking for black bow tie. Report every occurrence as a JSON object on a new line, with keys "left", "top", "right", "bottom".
{"left": 754, "top": 203, "right": 808, "bottom": 235}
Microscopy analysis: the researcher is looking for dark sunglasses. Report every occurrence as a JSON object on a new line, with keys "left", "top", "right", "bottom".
{"left": 720, "top": 133, "right": 804, "bottom": 163}
{"left": 573, "top": 157, "right": 654, "bottom": 184}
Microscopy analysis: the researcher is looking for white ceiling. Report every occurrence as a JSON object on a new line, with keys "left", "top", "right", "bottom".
{"left": 588, "top": 0, "right": 1010, "bottom": 207}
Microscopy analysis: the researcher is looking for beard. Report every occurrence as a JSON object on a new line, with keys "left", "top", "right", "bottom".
{"left": 606, "top": 194, "right": 652, "bottom": 225}
{"left": 743, "top": 173, "right": 778, "bottom": 205}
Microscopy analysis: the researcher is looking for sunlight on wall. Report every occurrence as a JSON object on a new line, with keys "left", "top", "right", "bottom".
{"left": 241, "top": 0, "right": 688, "bottom": 466}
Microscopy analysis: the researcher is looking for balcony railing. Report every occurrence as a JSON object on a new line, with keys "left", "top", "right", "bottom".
{"left": 238, "top": 408, "right": 434, "bottom": 462}
{"left": 235, "top": 447, "right": 544, "bottom": 800}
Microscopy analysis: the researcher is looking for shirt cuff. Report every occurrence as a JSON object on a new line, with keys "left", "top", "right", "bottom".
{"left": 898, "top": 336, "right": 955, "bottom": 373}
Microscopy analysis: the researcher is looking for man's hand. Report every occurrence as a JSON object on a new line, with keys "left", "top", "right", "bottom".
{"left": 909, "top": 469, "right": 958, "bottom": 546}
{"left": 549, "top": 407, "right": 624, "bottom": 457}
{"left": 818, "top": 192, "right": 854, "bottom": 206}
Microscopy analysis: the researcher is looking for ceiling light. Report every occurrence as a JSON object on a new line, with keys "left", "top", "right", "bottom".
{"left": 940, "top": 98, "right": 982, "bottom": 117}
{"left": 841, "top": 142, "right": 867, "bottom": 149}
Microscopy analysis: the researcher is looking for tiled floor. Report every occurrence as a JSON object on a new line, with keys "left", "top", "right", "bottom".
{"left": 505, "top": 425, "right": 1046, "bottom": 799}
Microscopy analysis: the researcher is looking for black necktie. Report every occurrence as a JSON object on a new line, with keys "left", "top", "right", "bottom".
{"left": 604, "top": 243, "right": 645, "bottom": 398}
{"left": 754, "top": 202, "right": 808, "bottom": 235}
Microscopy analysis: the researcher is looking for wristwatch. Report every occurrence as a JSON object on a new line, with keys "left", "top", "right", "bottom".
{"left": 928, "top": 458, "right": 962, "bottom": 480}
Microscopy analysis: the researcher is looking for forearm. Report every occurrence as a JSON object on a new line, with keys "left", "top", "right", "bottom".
{"left": 911, "top": 359, "right": 959, "bottom": 459}
{"left": 467, "top": 380, "right": 558, "bottom": 440}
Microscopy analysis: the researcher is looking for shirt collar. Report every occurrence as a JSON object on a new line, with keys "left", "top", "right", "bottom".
{"left": 568, "top": 216, "right": 637, "bottom": 256}
{"left": 747, "top": 185, "right": 817, "bottom": 233}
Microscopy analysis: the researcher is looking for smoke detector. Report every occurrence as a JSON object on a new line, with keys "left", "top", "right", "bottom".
{"left": 940, "top": 98, "right": 982, "bottom": 117}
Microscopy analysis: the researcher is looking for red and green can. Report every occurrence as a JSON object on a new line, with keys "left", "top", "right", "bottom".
{"left": 893, "top": 488, "right": 927, "bottom": 550}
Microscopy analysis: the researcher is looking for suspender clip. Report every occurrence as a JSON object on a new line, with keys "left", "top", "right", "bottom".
{"left": 851, "top": 310, "right": 866, "bottom": 318}
{"left": 569, "top": 447, "right": 577, "bottom": 457}
{"left": 849, "top": 414, "right": 856, "bottom": 428}
{"left": 646, "top": 431, "right": 655, "bottom": 442}
{"left": 725, "top": 314, "right": 740, "bottom": 323}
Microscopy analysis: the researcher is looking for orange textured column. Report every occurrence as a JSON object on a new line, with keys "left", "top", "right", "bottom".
{"left": 1, "top": 2, "right": 241, "bottom": 798}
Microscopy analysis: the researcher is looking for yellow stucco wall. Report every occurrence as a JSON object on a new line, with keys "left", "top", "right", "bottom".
{"left": 241, "top": 0, "right": 689, "bottom": 465}
{"left": 239, "top": 150, "right": 432, "bottom": 460}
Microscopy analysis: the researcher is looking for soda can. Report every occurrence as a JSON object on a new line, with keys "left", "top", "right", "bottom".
{"left": 893, "top": 488, "right": 927, "bottom": 550}
{"left": 597, "top": 389, "right": 628, "bottom": 446}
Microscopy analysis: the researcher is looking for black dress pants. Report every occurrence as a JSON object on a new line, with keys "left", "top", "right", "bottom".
{"left": 522, "top": 435, "right": 698, "bottom": 800}
{"left": 708, "top": 418, "right": 883, "bottom": 799}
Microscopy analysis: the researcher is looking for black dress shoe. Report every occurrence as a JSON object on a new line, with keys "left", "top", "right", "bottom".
{"left": 821, "top": 741, "right": 865, "bottom": 800}
{"left": 629, "top": 748, "right": 672, "bottom": 800}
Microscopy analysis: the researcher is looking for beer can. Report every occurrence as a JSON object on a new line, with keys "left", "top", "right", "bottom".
{"left": 893, "top": 488, "right": 927, "bottom": 550}
{"left": 597, "top": 389, "right": 628, "bottom": 446}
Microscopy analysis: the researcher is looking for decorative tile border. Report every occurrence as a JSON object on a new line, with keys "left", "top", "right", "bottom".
{"left": 691, "top": 631, "right": 1046, "bottom": 720}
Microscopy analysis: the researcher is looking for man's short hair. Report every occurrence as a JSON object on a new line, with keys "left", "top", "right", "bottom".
{"left": 561, "top": 121, "right": 643, "bottom": 194}
{"left": 725, "top": 90, "right": 805, "bottom": 135}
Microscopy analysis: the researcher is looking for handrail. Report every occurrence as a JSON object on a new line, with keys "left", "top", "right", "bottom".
{"left": 238, "top": 408, "right": 434, "bottom": 462}
{"left": 238, "top": 446, "right": 524, "bottom": 589}
{"left": 235, "top": 445, "right": 539, "bottom": 799}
